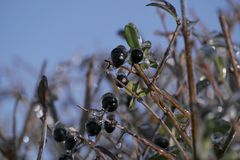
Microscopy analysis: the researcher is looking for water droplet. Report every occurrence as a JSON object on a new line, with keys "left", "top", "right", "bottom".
{"left": 207, "top": 113, "right": 215, "bottom": 120}
{"left": 217, "top": 106, "right": 223, "bottom": 113}
{"left": 115, "top": 142, "right": 122, "bottom": 149}
{"left": 23, "top": 136, "right": 29, "bottom": 143}
{"left": 207, "top": 86, "right": 214, "bottom": 99}
{"left": 88, "top": 135, "right": 96, "bottom": 142}
{"left": 211, "top": 132, "right": 223, "bottom": 144}
{"left": 167, "top": 58, "right": 175, "bottom": 65}
{"left": 117, "top": 153, "right": 123, "bottom": 158}
{"left": 34, "top": 104, "right": 41, "bottom": 112}
{"left": 201, "top": 44, "right": 217, "bottom": 58}
{"left": 36, "top": 109, "right": 43, "bottom": 118}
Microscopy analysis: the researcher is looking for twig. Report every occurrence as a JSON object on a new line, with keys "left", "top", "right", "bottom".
{"left": 219, "top": 10, "right": 240, "bottom": 88}
{"left": 130, "top": 64, "right": 192, "bottom": 148}
{"left": 79, "top": 57, "right": 94, "bottom": 134}
{"left": 152, "top": 19, "right": 181, "bottom": 83}
{"left": 12, "top": 97, "right": 20, "bottom": 149}
{"left": 134, "top": 64, "right": 190, "bottom": 118}
{"left": 180, "top": 0, "right": 199, "bottom": 159}
{"left": 37, "top": 75, "right": 49, "bottom": 160}
{"left": 18, "top": 60, "right": 47, "bottom": 148}
{"left": 103, "top": 116, "right": 175, "bottom": 160}
{"left": 109, "top": 72, "right": 189, "bottom": 159}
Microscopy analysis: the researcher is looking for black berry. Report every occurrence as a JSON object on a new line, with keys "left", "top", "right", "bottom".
{"left": 53, "top": 127, "right": 68, "bottom": 142}
{"left": 101, "top": 93, "right": 118, "bottom": 112}
{"left": 86, "top": 120, "right": 102, "bottom": 136}
{"left": 65, "top": 136, "right": 77, "bottom": 150}
{"left": 59, "top": 154, "right": 73, "bottom": 160}
{"left": 131, "top": 49, "right": 143, "bottom": 64}
{"left": 116, "top": 74, "right": 128, "bottom": 88}
{"left": 154, "top": 136, "right": 169, "bottom": 149}
{"left": 111, "top": 45, "right": 127, "bottom": 68}
{"left": 104, "top": 119, "right": 116, "bottom": 133}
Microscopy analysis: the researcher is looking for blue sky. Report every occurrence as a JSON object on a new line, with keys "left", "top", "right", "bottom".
{"left": 0, "top": 0, "right": 231, "bottom": 69}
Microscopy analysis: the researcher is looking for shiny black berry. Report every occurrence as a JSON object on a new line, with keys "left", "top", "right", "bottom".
{"left": 104, "top": 116, "right": 117, "bottom": 133}
{"left": 65, "top": 136, "right": 77, "bottom": 150}
{"left": 131, "top": 49, "right": 143, "bottom": 64}
{"left": 59, "top": 154, "right": 73, "bottom": 160}
{"left": 86, "top": 120, "right": 102, "bottom": 136}
{"left": 116, "top": 74, "right": 128, "bottom": 88}
{"left": 154, "top": 136, "right": 169, "bottom": 149}
{"left": 101, "top": 93, "right": 118, "bottom": 112}
{"left": 53, "top": 127, "right": 68, "bottom": 142}
{"left": 111, "top": 45, "right": 127, "bottom": 68}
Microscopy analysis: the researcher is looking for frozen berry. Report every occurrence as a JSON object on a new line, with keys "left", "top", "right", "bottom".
{"left": 111, "top": 45, "right": 127, "bottom": 68}
{"left": 59, "top": 154, "right": 73, "bottom": 160}
{"left": 131, "top": 49, "right": 143, "bottom": 64}
{"left": 154, "top": 136, "right": 169, "bottom": 149}
{"left": 116, "top": 74, "right": 128, "bottom": 88}
{"left": 86, "top": 120, "right": 102, "bottom": 136}
{"left": 53, "top": 127, "right": 68, "bottom": 142}
{"left": 104, "top": 119, "right": 116, "bottom": 133}
{"left": 101, "top": 93, "right": 118, "bottom": 112}
{"left": 65, "top": 136, "right": 77, "bottom": 150}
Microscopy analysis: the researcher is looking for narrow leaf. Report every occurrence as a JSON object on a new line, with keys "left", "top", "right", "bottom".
{"left": 125, "top": 81, "right": 133, "bottom": 96}
{"left": 146, "top": 0, "right": 178, "bottom": 21}
{"left": 214, "top": 56, "right": 226, "bottom": 83}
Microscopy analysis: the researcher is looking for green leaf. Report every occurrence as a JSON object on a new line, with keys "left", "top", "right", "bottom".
{"left": 146, "top": 0, "right": 178, "bottom": 21}
{"left": 149, "top": 59, "right": 158, "bottom": 68}
{"left": 137, "top": 88, "right": 150, "bottom": 97}
{"left": 125, "top": 81, "right": 133, "bottom": 96}
{"left": 128, "top": 97, "right": 135, "bottom": 109}
{"left": 124, "top": 23, "right": 142, "bottom": 49}
{"left": 142, "top": 40, "right": 152, "bottom": 57}
{"left": 175, "top": 114, "right": 188, "bottom": 124}
{"left": 214, "top": 56, "right": 226, "bottom": 83}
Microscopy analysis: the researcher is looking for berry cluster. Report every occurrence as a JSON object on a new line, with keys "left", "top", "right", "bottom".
{"left": 111, "top": 45, "right": 144, "bottom": 68}
{"left": 85, "top": 92, "right": 118, "bottom": 136}
{"left": 52, "top": 92, "right": 119, "bottom": 159}
{"left": 53, "top": 125, "right": 83, "bottom": 160}
{"left": 110, "top": 45, "right": 145, "bottom": 89}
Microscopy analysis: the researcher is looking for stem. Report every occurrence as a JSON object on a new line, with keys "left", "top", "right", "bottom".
{"left": 109, "top": 73, "right": 189, "bottom": 159}
{"left": 12, "top": 97, "right": 20, "bottom": 151}
{"left": 134, "top": 64, "right": 190, "bottom": 118}
{"left": 219, "top": 11, "right": 240, "bottom": 88}
{"left": 180, "top": 0, "right": 199, "bottom": 159}
{"left": 79, "top": 57, "right": 94, "bottom": 134}
{"left": 37, "top": 110, "right": 47, "bottom": 160}
{"left": 110, "top": 121, "right": 175, "bottom": 160}
{"left": 19, "top": 60, "right": 47, "bottom": 148}
{"left": 152, "top": 19, "right": 181, "bottom": 82}
{"left": 218, "top": 10, "right": 240, "bottom": 158}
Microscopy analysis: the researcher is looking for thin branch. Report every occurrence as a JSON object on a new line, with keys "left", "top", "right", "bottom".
{"left": 152, "top": 19, "right": 181, "bottom": 82}
{"left": 18, "top": 60, "right": 47, "bottom": 148}
{"left": 219, "top": 10, "right": 240, "bottom": 88}
{"left": 134, "top": 64, "right": 190, "bottom": 118}
{"left": 79, "top": 57, "right": 94, "bottom": 134}
{"left": 37, "top": 75, "right": 49, "bottom": 160}
{"left": 12, "top": 97, "right": 20, "bottom": 149}
{"left": 108, "top": 72, "right": 189, "bottom": 159}
{"left": 180, "top": 0, "right": 199, "bottom": 159}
